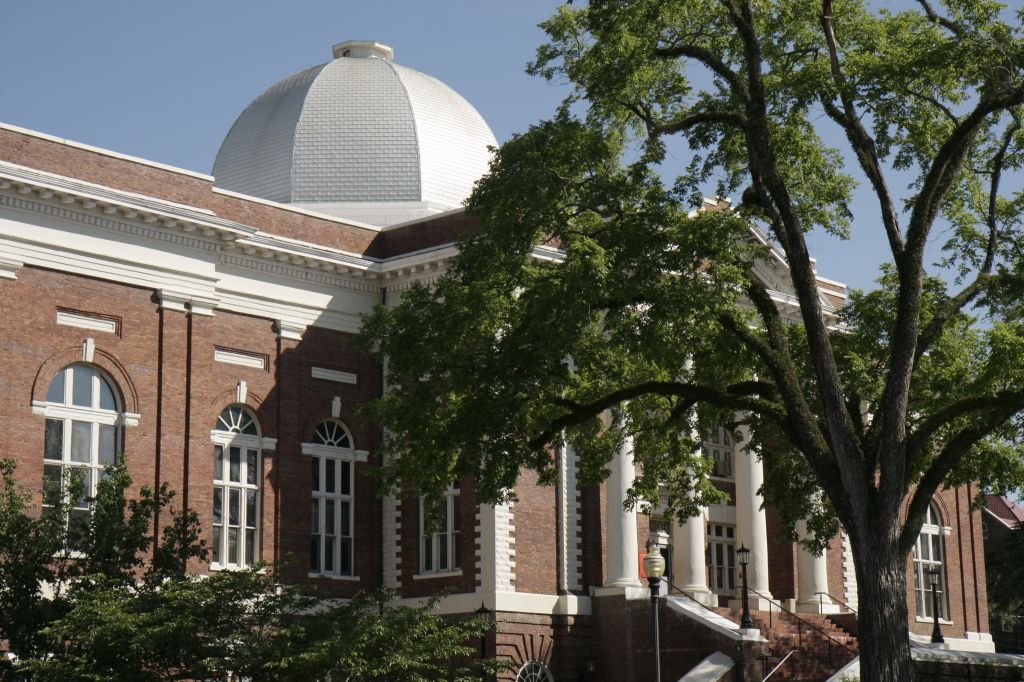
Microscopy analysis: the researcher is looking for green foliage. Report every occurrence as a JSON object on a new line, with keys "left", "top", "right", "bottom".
{"left": 357, "top": 2, "right": 1024, "bottom": 678}
{"left": 986, "top": 521, "right": 1024, "bottom": 622}
{"left": 0, "top": 460, "right": 500, "bottom": 681}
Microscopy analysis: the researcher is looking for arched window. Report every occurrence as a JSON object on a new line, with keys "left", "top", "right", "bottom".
{"left": 913, "top": 503, "right": 947, "bottom": 620}
{"left": 42, "top": 364, "right": 121, "bottom": 541}
{"left": 304, "top": 419, "right": 365, "bottom": 577}
{"left": 516, "top": 660, "right": 554, "bottom": 682}
{"left": 211, "top": 406, "right": 261, "bottom": 568}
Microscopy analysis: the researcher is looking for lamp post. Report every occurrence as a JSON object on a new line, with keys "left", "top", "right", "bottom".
{"left": 737, "top": 544, "right": 753, "bottom": 629}
{"left": 474, "top": 602, "right": 494, "bottom": 661}
{"left": 927, "top": 568, "right": 944, "bottom": 644}
{"left": 643, "top": 542, "right": 666, "bottom": 682}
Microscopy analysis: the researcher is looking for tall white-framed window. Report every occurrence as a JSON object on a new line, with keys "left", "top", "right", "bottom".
{"left": 211, "top": 406, "right": 261, "bottom": 569}
{"left": 913, "top": 503, "right": 948, "bottom": 620}
{"left": 702, "top": 426, "right": 734, "bottom": 479}
{"left": 420, "top": 483, "right": 461, "bottom": 574}
{"left": 303, "top": 419, "right": 367, "bottom": 578}
{"left": 706, "top": 523, "right": 737, "bottom": 595}
{"left": 40, "top": 363, "right": 121, "bottom": 544}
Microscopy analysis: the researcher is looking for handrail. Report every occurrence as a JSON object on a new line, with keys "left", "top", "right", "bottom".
{"left": 747, "top": 587, "right": 858, "bottom": 662}
{"left": 813, "top": 591, "right": 858, "bottom": 616}
{"left": 761, "top": 650, "right": 797, "bottom": 681}
{"left": 666, "top": 580, "right": 724, "bottom": 621}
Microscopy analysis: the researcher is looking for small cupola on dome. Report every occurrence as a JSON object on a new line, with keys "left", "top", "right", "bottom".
{"left": 212, "top": 40, "right": 497, "bottom": 227}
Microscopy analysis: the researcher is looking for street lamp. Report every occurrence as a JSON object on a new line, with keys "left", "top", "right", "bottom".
{"left": 643, "top": 541, "right": 666, "bottom": 682}
{"left": 927, "top": 568, "right": 944, "bottom": 644}
{"left": 737, "top": 544, "right": 753, "bottom": 629}
{"left": 474, "top": 602, "right": 494, "bottom": 660}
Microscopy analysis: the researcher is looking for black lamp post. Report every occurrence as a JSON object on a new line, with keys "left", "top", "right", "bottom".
{"left": 737, "top": 544, "right": 753, "bottom": 629}
{"left": 643, "top": 542, "right": 666, "bottom": 682}
{"left": 927, "top": 567, "right": 944, "bottom": 644}
{"left": 475, "top": 602, "right": 494, "bottom": 660}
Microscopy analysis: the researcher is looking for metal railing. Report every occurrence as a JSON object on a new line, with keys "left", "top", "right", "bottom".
{"left": 747, "top": 587, "right": 857, "bottom": 669}
{"left": 813, "top": 591, "right": 858, "bottom": 616}
{"left": 762, "top": 650, "right": 797, "bottom": 681}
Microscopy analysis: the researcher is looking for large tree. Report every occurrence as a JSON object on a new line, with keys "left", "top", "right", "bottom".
{"left": 357, "top": 1, "right": 1024, "bottom": 680}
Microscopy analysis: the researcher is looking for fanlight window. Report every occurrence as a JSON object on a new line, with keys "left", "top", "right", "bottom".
{"left": 211, "top": 406, "right": 260, "bottom": 568}
{"left": 516, "top": 660, "right": 555, "bottom": 682}
{"left": 42, "top": 363, "right": 122, "bottom": 545}
{"left": 216, "top": 406, "right": 258, "bottom": 435}
{"left": 313, "top": 420, "right": 351, "bottom": 448}
{"left": 913, "top": 503, "right": 947, "bottom": 620}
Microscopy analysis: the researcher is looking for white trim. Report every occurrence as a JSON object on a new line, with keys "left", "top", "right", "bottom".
{"left": 311, "top": 367, "right": 358, "bottom": 385}
{"left": 413, "top": 570, "right": 463, "bottom": 580}
{"left": 57, "top": 311, "right": 117, "bottom": 333}
{"left": 394, "top": 591, "right": 592, "bottom": 617}
{"left": 916, "top": 616, "right": 953, "bottom": 625}
{"left": 300, "top": 442, "right": 369, "bottom": 462}
{"left": 0, "top": 255, "right": 23, "bottom": 279}
{"left": 214, "top": 349, "right": 266, "bottom": 370}
{"left": 276, "top": 319, "right": 306, "bottom": 341}
{"left": 308, "top": 573, "right": 361, "bottom": 582}
{"left": 81, "top": 337, "right": 95, "bottom": 362}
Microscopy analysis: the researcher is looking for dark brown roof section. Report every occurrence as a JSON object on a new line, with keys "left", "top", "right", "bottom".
{"left": 368, "top": 210, "right": 482, "bottom": 259}
{"left": 986, "top": 494, "right": 1024, "bottom": 528}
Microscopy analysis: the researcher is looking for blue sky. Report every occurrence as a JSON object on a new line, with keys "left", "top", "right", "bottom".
{"left": 0, "top": 0, "right": 904, "bottom": 292}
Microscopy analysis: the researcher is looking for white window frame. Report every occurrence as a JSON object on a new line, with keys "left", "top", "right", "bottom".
{"left": 913, "top": 503, "right": 950, "bottom": 621}
{"left": 39, "top": 364, "right": 123, "bottom": 545}
{"left": 706, "top": 522, "right": 737, "bottom": 595}
{"left": 419, "top": 484, "right": 461, "bottom": 576}
{"left": 703, "top": 426, "right": 735, "bottom": 479}
{"left": 302, "top": 420, "right": 367, "bottom": 580}
{"left": 210, "top": 406, "right": 268, "bottom": 570}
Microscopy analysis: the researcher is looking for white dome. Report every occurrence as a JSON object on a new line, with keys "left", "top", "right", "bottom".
{"left": 212, "top": 41, "right": 497, "bottom": 226}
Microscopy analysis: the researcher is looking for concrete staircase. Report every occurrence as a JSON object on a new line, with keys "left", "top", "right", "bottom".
{"left": 716, "top": 607, "right": 859, "bottom": 680}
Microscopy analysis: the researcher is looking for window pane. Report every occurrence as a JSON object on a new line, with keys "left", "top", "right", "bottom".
{"left": 229, "top": 447, "right": 240, "bottom": 483}
{"left": 341, "top": 461, "right": 351, "bottom": 496}
{"left": 71, "top": 421, "right": 91, "bottom": 463}
{"left": 228, "top": 528, "right": 238, "bottom": 564}
{"left": 325, "top": 536, "right": 334, "bottom": 572}
{"left": 439, "top": 531, "right": 449, "bottom": 570}
{"left": 451, "top": 494, "right": 460, "bottom": 532}
{"left": 45, "top": 419, "right": 63, "bottom": 460}
{"left": 98, "top": 377, "right": 116, "bottom": 411}
{"left": 311, "top": 535, "right": 320, "bottom": 572}
{"left": 931, "top": 535, "right": 942, "bottom": 562}
{"left": 47, "top": 371, "right": 65, "bottom": 403}
{"left": 340, "top": 501, "right": 350, "bottom": 535}
{"left": 43, "top": 465, "right": 62, "bottom": 506}
{"left": 311, "top": 500, "right": 320, "bottom": 533}
{"left": 214, "top": 446, "right": 223, "bottom": 481}
{"left": 246, "top": 491, "right": 256, "bottom": 529}
{"left": 325, "top": 500, "right": 335, "bottom": 535}
{"left": 98, "top": 425, "right": 116, "bottom": 466}
{"left": 229, "top": 489, "right": 240, "bottom": 526}
{"left": 326, "top": 460, "right": 336, "bottom": 494}
{"left": 423, "top": 536, "right": 432, "bottom": 571}
{"left": 245, "top": 529, "right": 255, "bottom": 565}
{"left": 453, "top": 531, "right": 461, "bottom": 570}
{"left": 339, "top": 537, "right": 352, "bottom": 575}
{"left": 212, "top": 526, "right": 222, "bottom": 564}
{"left": 71, "top": 469, "right": 92, "bottom": 509}
{"left": 213, "top": 487, "right": 223, "bottom": 525}
{"left": 72, "top": 367, "right": 92, "bottom": 407}
{"left": 312, "top": 457, "right": 320, "bottom": 491}
{"left": 69, "top": 509, "right": 90, "bottom": 549}
{"left": 247, "top": 450, "right": 257, "bottom": 485}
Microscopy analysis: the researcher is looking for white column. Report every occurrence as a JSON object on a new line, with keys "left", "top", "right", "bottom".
{"left": 671, "top": 513, "right": 715, "bottom": 605}
{"left": 605, "top": 435, "right": 641, "bottom": 587}
{"left": 734, "top": 421, "right": 774, "bottom": 609}
{"left": 796, "top": 520, "right": 838, "bottom": 613}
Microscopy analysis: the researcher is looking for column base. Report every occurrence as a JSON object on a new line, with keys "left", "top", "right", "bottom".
{"left": 729, "top": 594, "right": 776, "bottom": 612}
{"left": 796, "top": 598, "right": 841, "bottom": 615}
{"left": 673, "top": 585, "right": 717, "bottom": 607}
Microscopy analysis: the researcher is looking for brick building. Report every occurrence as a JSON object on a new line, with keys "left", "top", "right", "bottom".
{"left": 0, "top": 40, "right": 994, "bottom": 680}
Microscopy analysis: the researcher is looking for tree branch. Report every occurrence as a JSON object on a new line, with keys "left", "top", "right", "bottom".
{"left": 530, "top": 380, "right": 786, "bottom": 449}
{"left": 820, "top": 2, "right": 904, "bottom": 256}
{"left": 915, "top": 0, "right": 963, "bottom": 35}
{"left": 653, "top": 42, "right": 746, "bottom": 97}
{"left": 650, "top": 110, "right": 747, "bottom": 137}
{"left": 904, "top": 389, "right": 1024, "bottom": 466}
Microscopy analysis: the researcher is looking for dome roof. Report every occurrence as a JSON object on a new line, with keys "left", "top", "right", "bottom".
{"left": 212, "top": 41, "right": 497, "bottom": 226}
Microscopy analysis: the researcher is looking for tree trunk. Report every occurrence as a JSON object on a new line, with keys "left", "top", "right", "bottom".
{"left": 852, "top": 533, "right": 914, "bottom": 682}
